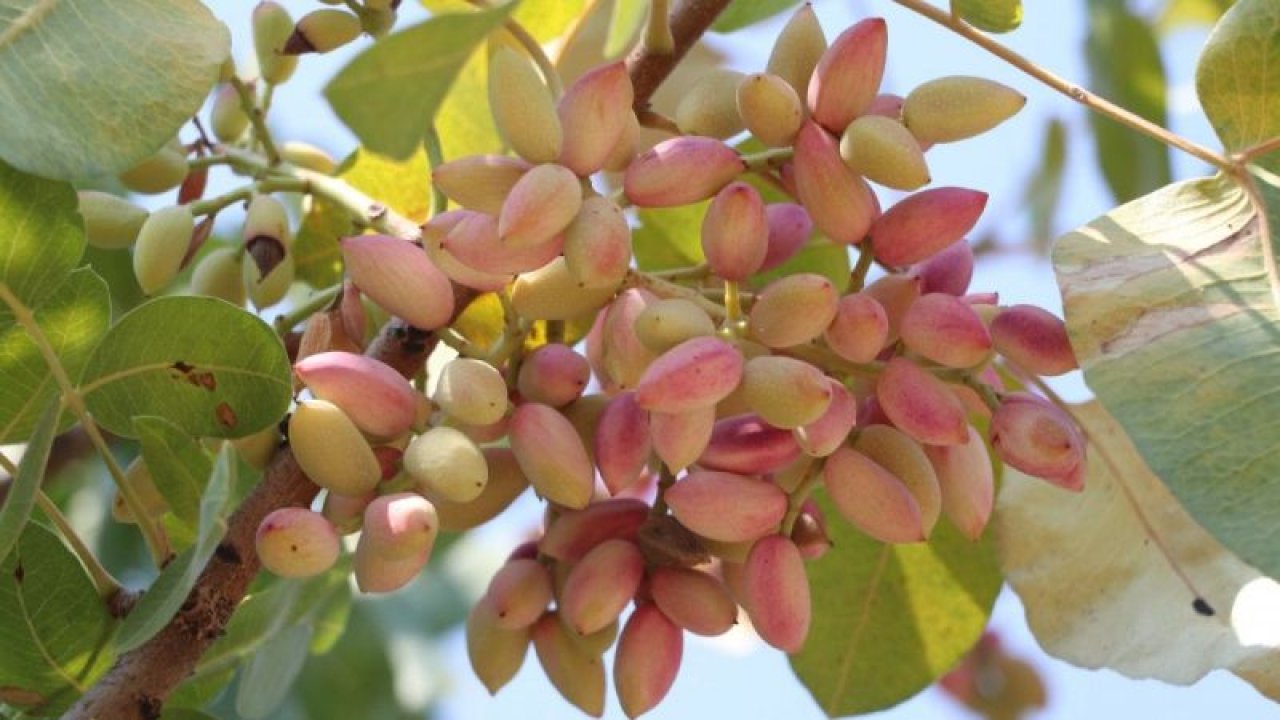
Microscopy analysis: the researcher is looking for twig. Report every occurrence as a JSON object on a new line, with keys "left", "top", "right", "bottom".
{"left": 626, "top": 0, "right": 733, "bottom": 109}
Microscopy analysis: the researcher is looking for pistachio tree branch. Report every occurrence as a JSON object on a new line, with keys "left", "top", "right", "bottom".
{"left": 626, "top": 0, "right": 732, "bottom": 109}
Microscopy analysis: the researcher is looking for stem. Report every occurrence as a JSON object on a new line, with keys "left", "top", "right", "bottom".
{"left": 888, "top": 0, "right": 1233, "bottom": 172}
{"left": 423, "top": 125, "right": 449, "bottom": 217}
{"left": 742, "top": 147, "right": 793, "bottom": 172}
{"left": 723, "top": 280, "right": 744, "bottom": 334}
{"left": 189, "top": 186, "right": 253, "bottom": 218}
{"left": 0, "top": 284, "right": 169, "bottom": 567}
{"left": 228, "top": 75, "right": 281, "bottom": 166}
{"left": 849, "top": 243, "right": 875, "bottom": 292}
{"left": 1235, "top": 136, "right": 1280, "bottom": 166}
{"left": 645, "top": 0, "right": 675, "bottom": 55}
{"left": 637, "top": 109, "right": 681, "bottom": 134}
{"left": 651, "top": 263, "right": 710, "bottom": 281}
{"left": 273, "top": 283, "right": 343, "bottom": 333}
{"left": 35, "top": 491, "right": 124, "bottom": 600}
{"left": 626, "top": 0, "right": 733, "bottom": 109}
{"left": 651, "top": 466, "right": 677, "bottom": 517}
{"left": 624, "top": 270, "right": 727, "bottom": 318}
{"left": 780, "top": 462, "right": 822, "bottom": 536}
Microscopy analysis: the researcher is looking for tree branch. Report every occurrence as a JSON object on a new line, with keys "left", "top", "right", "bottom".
{"left": 626, "top": 0, "right": 732, "bottom": 109}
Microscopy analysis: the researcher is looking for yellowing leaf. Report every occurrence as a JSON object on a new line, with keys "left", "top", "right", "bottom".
{"left": 996, "top": 401, "right": 1280, "bottom": 699}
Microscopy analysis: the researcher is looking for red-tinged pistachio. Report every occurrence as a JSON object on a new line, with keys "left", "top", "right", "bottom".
{"left": 511, "top": 257, "right": 619, "bottom": 321}
{"left": 989, "top": 393, "right": 1085, "bottom": 490}
{"left": 438, "top": 209, "right": 560, "bottom": 276}
{"left": 876, "top": 357, "right": 968, "bottom": 446}
{"left": 665, "top": 470, "right": 787, "bottom": 543}
{"left": 633, "top": 298, "right": 716, "bottom": 355}
{"left": 341, "top": 234, "right": 454, "bottom": 330}
{"left": 749, "top": 272, "right": 838, "bottom": 348}
{"left": 869, "top": 187, "right": 988, "bottom": 267}
{"left": 253, "top": 1, "right": 298, "bottom": 84}
{"left": 615, "top": 605, "right": 684, "bottom": 719}
{"left": 589, "top": 289, "right": 659, "bottom": 391}
{"left": 791, "top": 500, "right": 832, "bottom": 559}
{"left": 283, "top": 8, "right": 362, "bottom": 55}
{"left": 649, "top": 567, "right": 737, "bottom": 637}
{"left": 737, "top": 72, "right": 805, "bottom": 148}
{"left": 794, "top": 379, "right": 858, "bottom": 457}
{"left": 532, "top": 612, "right": 607, "bottom": 717}
{"left": 863, "top": 272, "right": 921, "bottom": 344}
{"left": 560, "top": 393, "right": 609, "bottom": 466}
{"left": 243, "top": 250, "right": 295, "bottom": 309}
{"left": 807, "top": 18, "right": 888, "bottom": 133}
{"left": 910, "top": 239, "right": 974, "bottom": 296}
{"left": 760, "top": 202, "right": 813, "bottom": 272}
{"left": 699, "top": 414, "right": 802, "bottom": 475}
{"left": 279, "top": 141, "right": 337, "bottom": 174}
{"left": 488, "top": 45, "right": 563, "bottom": 164}
{"left": 867, "top": 92, "right": 905, "bottom": 119}
{"left": 823, "top": 446, "right": 926, "bottom": 543}
{"left": 133, "top": 204, "right": 194, "bottom": 295}
{"left": 210, "top": 83, "right": 249, "bottom": 142}
{"left": 557, "top": 62, "right": 635, "bottom": 176}
{"left": 903, "top": 75, "right": 1026, "bottom": 144}
{"left": 855, "top": 424, "right": 943, "bottom": 534}
{"left": 676, "top": 69, "right": 747, "bottom": 139}
{"left": 744, "top": 535, "right": 810, "bottom": 652}
{"left": 518, "top": 344, "right": 590, "bottom": 408}
{"left": 467, "top": 597, "right": 531, "bottom": 694}
{"left": 510, "top": 402, "right": 595, "bottom": 509}
{"left": 432, "top": 154, "right": 531, "bottom": 214}
{"left": 564, "top": 195, "right": 631, "bottom": 289}
{"left": 742, "top": 355, "right": 832, "bottom": 429}
{"left": 430, "top": 447, "right": 530, "bottom": 532}
{"left": 289, "top": 399, "right": 381, "bottom": 496}
{"left": 256, "top": 508, "right": 341, "bottom": 578}
{"left": 354, "top": 492, "right": 438, "bottom": 592}
{"left": 486, "top": 557, "right": 554, "bottom": 630}
{"left": 560, "top": 539, "right": 645, "bottom": 635}
{"left": 190, "top": 246, "right": 246, "bottom": 306}
{"left": 635, "top": 336, "right": 744, "bottom": 414}
{"left": 118, "top": 141, "right": 188, "bottom": 195}
{"left": 624, "top": 136, "right": 744, "bottom": 208}
{"left": 650, "top": 405, "right": 717, "bottom": 472}
{"left": 540, "top": 498, "right": 650, "bottom": 562}
{"left": 901, "top": 293, "right": 992, "bottom": 369}
{"left": 421, "top": 215, "right": 512, "bottom": 291}
{"left": 924, "top": 426, "right": 995, "bottom": 540}
{"left": 434, "top": 357, "right": 508, "bottom": 426}
{"left": 792, "top": 120, "right": 877, "bottom": 245}
{"left": 824, "top": 292, "right": 889, "bottom": 363}
{"left": 498, "top": 163, "right": 582, "bottom": 248}
{"left": 989, "top": 304, "right": 1077, "bottom": 376}
{"left": 294, "top": 351, "right": 417, "bottom": 438}
{"left": 404, "top": 426, "right": 488, "bottom": 503}
{"left": 595, "top": 392, "right": 652, "bottom": 495}
{"left": 840, "top": 115, "right": 930, "bottom": 191}
{"left": 601, "top": 108, "right": 641, "bottom": 173}
{"left": 766, "top": 4, "right": 826, "bottom": 101}
{"left": 702, "top": 181, "right": 768, "bottom": 282}
{"left": 77, "top": 190, "right": 148, "bottom": 250}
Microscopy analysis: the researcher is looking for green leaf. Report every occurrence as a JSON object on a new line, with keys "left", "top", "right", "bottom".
{"left": 0, "top": 158, "right": 83, "bottom": 308}
{"left": 79, "top": 297, "right": 291, "bottom": 439}
{"left": 0, "top": 523, "right": 116, "bottom": 715}
{"left": 0, "top": 0, "right": 228, "bottom": 180}
{"left": 750, "top": 239, "right": 851, "bottom": 294}
{"left": 134, "top": 415, "right": 213, "bottom": 532}
{"left": 950, "top": 0, "right": 1023, "bottom": 33}
{"left": 235, "top": 623, "right": 313, "bottom": 719}
{"left": 606, "top": 0, "right": 647, "bottom": 55}
{"left": 325, "top": 4, "right": 515, "bottom": 160}
{"left": 1197, "top": 0, "right": 1280, "bottom": 167}
{"left": 790, "top": 492, "right": 1002, "bottom": 716}
{"left": 1052, "top": 173, "right": 1280, "bottom": 579}
{"left": 1085, "top": 0, "right": 1171, "bottom": 201}
{"left": 0, "top": 267, "right": 110, "bottom": 443}
{"left": 1158, "top": 0, "right": 1236, "bottom": 33}
{"left": 711, "top": 0, "right": 799, "bottom": 32}
{"left": 160, "top": 710, "right": 220, "bottom": 720}
{"left": 115, "top": 444, "right": 235, "bottom": 652}
{"left": 0, "top": 400, "right": 58, "bottom": 566}
{"left": 1023, "top": 118, "right": 1068, "bottom": 253}
{"left": 633, "top": 201, "right": 708, "bottom": 271}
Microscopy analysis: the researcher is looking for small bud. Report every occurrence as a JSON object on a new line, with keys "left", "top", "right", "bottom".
{"left": 824, "top": 292, "right": 889, "bottom": 363}
{"left": 699, "top": 414, "right": 802, "bottom": 475}
{"left": 766, "top": 4, "right": 827, "bottom": 101}
{"left": 488, "top": 46, "right": 563, "bottom": 164}
{"left": 989, "top": 304, "right": 1077, "bottom": 376}
{"left": 870, "top": 187, "right": 987, "bottom": 267}
{"left": 510, "top": 403, "right": 595, "bottom": 509}
{"left": 289, "top": 399, "right": 382, "bottom": 496}
{"left": 624, "top": 137, "right": 744, "bottom": 208}
{"left": 903, "top": 76, "right": 1026, "bottom": 144}
{"left": 294, "top": 351, "right": 417, "bottom": 439}
{"left": 744, "top": 535, "right": 810, "bottom": 652}
{"left": 563, "top": 195, "right": 631, "bottom": 289}
{"left": 737, "top": 72, "right": 805, "bottom": 148}
{"left": 256, "top": 508, "right": 341, "bottom": 578}
{"left": 432, "top": 155, "right": 531, "bottom": 215}
{"left": 615, "top": 605, "right": 684, "bottom": 719}
{"left": 253, "top": 1, "right": 299, "bottom": 84}
{"left": 77, "top": 191, "right": 148, "bottom": 250}
{"left": 676, "top": 70, "right": 746, "bottom": 139}
{"left": 595, "top": 392, "right": 652, "bottom": 495}
{"left": 118, "top": 142, "right": 188, "bottom": 195}
{"left": 742, "top": 355, "right": 832, "bottom": 429}
{"left": 405, "top": 426, "right": 488, "bottom": 503}
{"left": 760, "top": 203, "right": 813, "bottom": 272}
{"left": 467, "top": 598, "right": 531, "bottom": 694}
{"left": 190, "top": 246, "right": 246, "bottom": 306}
{"left": 702, "top": 182, "right": 768, "bottom": 282}
{"left": 210, "top": 83, "right": 250, "bottom": 143}
{"left": 650, "top": 405, "right": 717, "bottom": 472}
{"left": 510, "top": 257, "right": 619, "bottom": 321}
{"left": 749, "top": 272, "right": 839, "bottom": 348}
{"left": 540, "top": 498, "right": 650, "bottom": 562}
{"left": 341, "top": 234, "right": 454, "bottom": 330}
{"left": 824, "top": 446, "right": 926, "bottom": 543}
{"left": 557, "top": 62, "right": 635, "bottom": 176}
{"left": 635, "top": 337, "right": 744, "bottom": 414}
{"left": 807, "top": 18, "right": 888, "bottom": 133}
{"left": 518, "top": 344, "right": 591, "bottom": 408}
{"left": 792, "top": 121, "right": 877, "bottom": 245}
{"left": 133, "top": 205, "right": 194, "bottom": 295}
{"left": 283, "top": 9, "right": 362, "bottom": 55}
{"left": 840, "top": 115, "right": 930, "bottom": 191}
{"left": 665, "top": 471, "right": 787, "bottom": 543}
{"left": 900, "top": 293, "right": 992, "bottom": 368}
